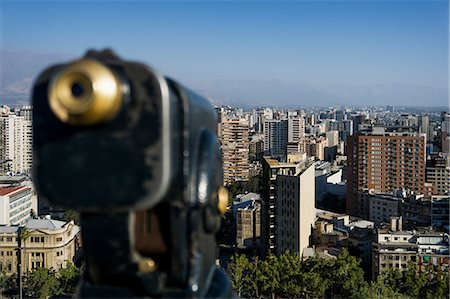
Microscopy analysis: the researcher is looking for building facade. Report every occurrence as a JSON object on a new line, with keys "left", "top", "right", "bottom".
{"left": 0, "top": 219, "right": 81, "bottom": 275}
{"left": 220, "top": 118, "right": 250, "bottom": 185}
{"left": 346, "top": 128, "right": 428, "bottom": 216}
{"left": 426, "top": 153, "right": 449, "bottom": 195}
{"left": 0, "top": 110, "right": 32, "bottom": 174}
{"left": 0, "top": 186, "right": 37, "bottom": 225}
{"left": 372, "top": 225, "right": 449, "bottom": 278}
{"left": 276, "top": 163, "right": 315, "bottom": 257}
{"left": 263, "top": 120, "right": 288, "bottom": 161}
{"left": 261, "top": 156, "right": 314, "bottom": 257}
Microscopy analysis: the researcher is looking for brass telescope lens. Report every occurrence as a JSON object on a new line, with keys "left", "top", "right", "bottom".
{"left": 48, "top": 59, "right": 124, "bottom": 126}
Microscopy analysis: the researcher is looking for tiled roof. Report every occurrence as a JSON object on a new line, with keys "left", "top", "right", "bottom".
{"left": 0, "top": 186, "right": 25, "bottom": 196}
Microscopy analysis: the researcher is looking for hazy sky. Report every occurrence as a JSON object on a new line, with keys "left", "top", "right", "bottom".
{"left": 1, "top": 0, "right": 449, "bottom": 106}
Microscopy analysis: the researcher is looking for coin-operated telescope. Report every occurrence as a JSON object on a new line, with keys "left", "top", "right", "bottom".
{"left": 32, "top": 49, "right": 233, "bottom": 298}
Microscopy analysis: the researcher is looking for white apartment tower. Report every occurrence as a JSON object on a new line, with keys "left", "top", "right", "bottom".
{"left": 288, "top": 116, "right": 305, "bottom": 143}
{"left": 0, "top": 107, "right": 32, "bottom": 174}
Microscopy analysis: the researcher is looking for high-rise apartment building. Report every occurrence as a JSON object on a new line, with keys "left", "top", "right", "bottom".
{"left": 276, "top": 163, "right": 315, "bottom": 257}
{"left": 426, "top": 153, "right": 449, "bottom": 195}
{"left": 346, "top": 128, "right": 428, "bottom": 216}
{"left": 0, "top": 108, "right": 32, "bottom": 174}
{"left": 220, "top": 118, "right": 250, "bottom": 185}
{"left": 263, "top": 119, "right": 288, "bottom": 161}
{"left": 261, "top": 156, "right": 313, "bottom": 257}
{"left": 307, "top": 137, "right": 327, "bottom": 161}
{"left": 287, "top": 116, "right": 305, "bottom": 143}
{"left": 326, "top": 130, "right": 339, "bottom": 147}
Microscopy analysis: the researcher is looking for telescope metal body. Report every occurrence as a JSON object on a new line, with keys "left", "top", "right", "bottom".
{"left": 32, "top": 50, "right": 233, "bottom": 298}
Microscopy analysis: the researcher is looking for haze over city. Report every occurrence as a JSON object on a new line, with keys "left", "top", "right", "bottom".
{"left": 1, "top": 0, "right": 449, "bottom": 108}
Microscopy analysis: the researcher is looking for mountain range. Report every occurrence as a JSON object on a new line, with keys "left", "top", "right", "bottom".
{"left": 1, "top": 50, "right": 448, "bottom": 109}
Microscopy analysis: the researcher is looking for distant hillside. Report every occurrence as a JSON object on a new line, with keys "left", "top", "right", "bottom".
{"left": 0, "top": 50, "right": 73, "bottom": 105}
{"left": 1, "top": 50, "right": 447, "bottom": 108}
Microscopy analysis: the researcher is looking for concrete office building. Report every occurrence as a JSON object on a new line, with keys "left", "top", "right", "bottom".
{"left": 261, "top": 156, "right": 314, "bottom": 257}
{"left": 288, "top": 116, "right": 305, "bottom": 143}
{"left": 220, "top": 118, "right": 250, "bottom": 185}
{"left": 264, "top": 119, "right": 288, "bottom": 161}
{"left": 346, "top": 127, "right": 429, "bottom": 216}
{"left": 276, "top": 163, "right": 315, "bottom": 257}
{"left": 326, "top": 131, "right": 339, "bottom": 148}
{"left": 426, "top": 153, "right": 449, "bottom": 195}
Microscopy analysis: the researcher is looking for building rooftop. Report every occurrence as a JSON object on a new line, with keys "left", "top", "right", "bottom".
{"left": 235, "top": 192, "right": 260, "bottom": 203}
{"left": 0, "top": 175, "right": 27, "bottom": 185}
{"left": 26, "top": 219, "right": 68, "bottom": 230}
{"left": 263, "top": 156, "right": 297, "bottom": 168}
{"left": 0, "top": 226, "right": 19, "bottom": 233}
{"left": 0, "top": 186, "right": 26, "bottom": 196}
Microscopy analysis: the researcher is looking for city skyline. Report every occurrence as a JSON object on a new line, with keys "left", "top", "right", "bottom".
{"left": 1, "top": 0, "right": 449, "bottom": 107}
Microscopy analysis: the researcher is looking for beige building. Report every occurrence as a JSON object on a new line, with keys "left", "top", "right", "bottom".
{"left": 307, "top": 137, "right": 327, "bottom": 161}
{"left": 426, "top": 153, "right": 449, "bottom": 195}
{"left": 0, "top": 218, "right": 81, "bottom": 274}
{"left": 235, "top": 197, "right": 261, "bottom": 250}
{"left": 276, "top": 163, "right": 315, "bottom": 257}
{"left": 221, "top": 118, "right": 250, "bottom": 185}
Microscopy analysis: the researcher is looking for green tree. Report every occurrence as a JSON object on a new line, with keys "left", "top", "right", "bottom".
{"left": 327, "top": 249, "right": 368, "bottom": 298}
{"left": 256, "top": 254, "right": 280, "bottom": 299}
{"left": 227, "top": 254, "right": 257, "bottom": 298}
{"left": 419, "top": 266, "right": 450, "bottom": 299}
{"left": 63, "top": 209, "right": 80, "bottom": 225}
{"left": 0, "top": 270, "right": 8, "bottom": 297}
{"left": 57, "top": 262, "right": 82, "bottom": 296}
{"left": 300, "top": 256, "right": 332, "bottom": 298}
{"left": 23, "top": 268, "right": 59, "bottom": 299}
{"left": 358, "top": 276, "right": 404, "bottom": 299}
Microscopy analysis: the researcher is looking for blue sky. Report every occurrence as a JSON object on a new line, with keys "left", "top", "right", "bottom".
{"left": 1, "top": 0, "right": 449, "bottom": 106}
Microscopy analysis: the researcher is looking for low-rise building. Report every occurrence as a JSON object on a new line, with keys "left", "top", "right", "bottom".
{"left": 234, "top": 194, "right": 261, "bottom": 251}
{"left": 0, "top": 185, "right": 37, "bottom": 226}
{"left": 372, "top": 217, "right": 449, "bottom": 278}
{"left": 0, "top": 218, "right": 81, "bottom": 275}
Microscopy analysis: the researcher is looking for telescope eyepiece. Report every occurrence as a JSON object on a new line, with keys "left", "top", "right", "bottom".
{"left": 48, "top": 59, "right": 125, "bottom": 126}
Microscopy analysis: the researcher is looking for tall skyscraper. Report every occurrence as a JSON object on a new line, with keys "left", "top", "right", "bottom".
{"left": 287, "top": 116, "right": 305, "bottom": 143}
{"left": 220, "top": 118, "right": 250, "bottom": 185}
{"left": 346, "top": 127, "right": 428, "bottom": 216}
{"left": 261, "top": 156, "right": 307, "bottom": 256}
{"left": 276, "top": 163, "right": 315, "bottom": 257}
{"left": 264, "top": 119, "right": 288, "bottom": 161}
{"left": 419, "top": 115, "right": 429, "bottom": 142}
{"left": 0, "top": 108, "right": 33, "bottom": 174}
{"left": 426, "top": 153, "right": 449, "bottom": 195}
